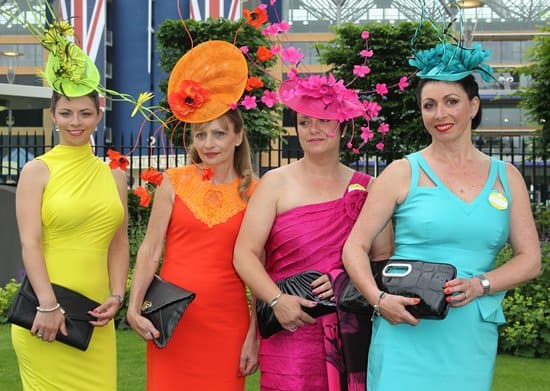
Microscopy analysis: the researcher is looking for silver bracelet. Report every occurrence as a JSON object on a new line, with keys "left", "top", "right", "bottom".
{"left": 111, "top": 294, "right": 124, "bottom": 305}
{"left": 371, "top": 291, "right": 386, "bottom": 321}
{"left": 36, "top": 303, "right": 61, "bottom": 313}
{"left": 269, "top": 292, "right": 283, "bottom": 308}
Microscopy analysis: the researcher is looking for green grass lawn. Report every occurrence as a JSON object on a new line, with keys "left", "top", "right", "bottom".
{"left": 1, "top": 324, "right": 547, "bottom": 390}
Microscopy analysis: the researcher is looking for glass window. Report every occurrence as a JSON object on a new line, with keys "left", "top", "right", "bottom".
{"left": 0, "top": 44, "right": 43, "bottom": 68}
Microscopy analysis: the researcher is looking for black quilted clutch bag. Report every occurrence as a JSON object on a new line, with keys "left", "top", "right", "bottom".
{"left": 340, "top": 260, "right": 457, "bottom": 319}
{"left": 256, "top": 270, "right": 337, "bottom": 338}
{"left": 7, "top": 277, "right": 100, "bottom": 351}
{"left": 141, "top": 275, "right": 196, "bottom": 348}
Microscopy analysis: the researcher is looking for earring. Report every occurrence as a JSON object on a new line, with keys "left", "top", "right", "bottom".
{"left": 235, "top": 143, "right": 240, "bottom": 147}
{"left": 55, "top": 127, "right": 59, "bottom": 132}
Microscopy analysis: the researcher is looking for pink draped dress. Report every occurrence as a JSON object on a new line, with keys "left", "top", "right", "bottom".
{"left": 259, "top": 171, "right": 372, "bottom": 391}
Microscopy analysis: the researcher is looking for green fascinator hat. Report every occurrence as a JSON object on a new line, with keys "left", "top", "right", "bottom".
{"left": 42, "top": 24, "right": 100, "bottom": 97}
{"left": 409, "top": 42, "right": 494, "bottom": 83}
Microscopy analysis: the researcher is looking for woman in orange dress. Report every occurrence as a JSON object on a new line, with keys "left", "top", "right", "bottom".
{"left": 126, "top": 41, "right": 258, "bottom": 390}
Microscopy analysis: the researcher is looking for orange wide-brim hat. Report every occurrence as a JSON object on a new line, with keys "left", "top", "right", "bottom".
{"left": 167, "top": 40, "right": 248, "bottom": 124}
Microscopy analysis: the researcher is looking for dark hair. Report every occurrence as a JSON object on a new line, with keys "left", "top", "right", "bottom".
{"left": 189, "top": 109, "right": 255, "bottom": 202}
{"left": 415, "top": 75, "right": 482, "bottom": 130}
{"left": 50, "top": 90, "right": 101, "bottom": 113}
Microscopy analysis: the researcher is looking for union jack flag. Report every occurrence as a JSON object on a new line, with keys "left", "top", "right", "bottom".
{"left": 56, "top": 0, "right": 105, "bottom": 63}
{"left": 189, "top": 0, "right": 241, "bottom": 21}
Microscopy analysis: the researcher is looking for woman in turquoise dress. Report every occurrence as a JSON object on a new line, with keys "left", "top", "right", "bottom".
{"left": 342, "top": 38, "right": 541, "bottom": 391}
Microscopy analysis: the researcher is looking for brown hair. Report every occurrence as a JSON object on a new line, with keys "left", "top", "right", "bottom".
{"left": 50, "top": 90, "right": 101, "bottom": 113}
{"left": 189, "top": 110, "right": 255, "bottom": 202}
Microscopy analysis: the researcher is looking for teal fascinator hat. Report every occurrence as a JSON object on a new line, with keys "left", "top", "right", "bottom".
{"left": 408, "top": 0, "right": 495, "bottom": 83}
{"left": 409, "top": 42, "right": 494, "bottom": 83}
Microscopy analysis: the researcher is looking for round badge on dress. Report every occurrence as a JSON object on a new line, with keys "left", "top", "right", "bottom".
{"left": 488, "top": 190, "right": 508, "bottom": 210}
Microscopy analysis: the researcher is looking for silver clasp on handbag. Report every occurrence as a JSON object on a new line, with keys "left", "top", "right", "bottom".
{"left": 382, "top": 263, "right": 412, "bottom": 278}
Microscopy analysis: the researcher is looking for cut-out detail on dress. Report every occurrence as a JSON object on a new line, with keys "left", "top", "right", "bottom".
{"left": 167, "top": 165, "right": 246, "bottom": 228}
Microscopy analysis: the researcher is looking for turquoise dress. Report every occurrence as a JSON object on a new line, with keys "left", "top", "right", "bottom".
{"left": 368, "top": 152, "right": 510, "bottom": 391}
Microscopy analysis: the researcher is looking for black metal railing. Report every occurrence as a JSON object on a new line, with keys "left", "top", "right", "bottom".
{"left": 1, "top": 131, "right": 549, "bottom": 205}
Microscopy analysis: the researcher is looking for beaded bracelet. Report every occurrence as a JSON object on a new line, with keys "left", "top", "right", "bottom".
{"left": 269, "top": 292, "right": 283, "bottom": 308}
{"left": 36, "top": 303, "right": 61, "bottom": 313}
{"left": 371, "top": 291, "right": 386, "bottom": 321}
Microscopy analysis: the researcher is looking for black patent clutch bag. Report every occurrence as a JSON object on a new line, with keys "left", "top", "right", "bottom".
{"left": 340, "top": 260, "right": 457, "bottom": 319}
{"left": 7, "top": 277, "right": 100, "bottom": 351}
{"left": 141, "top": 275, "right": 196, "bottom": 348}
{"left": 339, "top": 260, "right": 387, "bottom": 314}
{"left": 256, "top": 270, "right": 337, "bottom": 338}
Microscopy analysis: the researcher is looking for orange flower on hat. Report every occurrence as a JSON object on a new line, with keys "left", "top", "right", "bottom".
{"left": 168, "top": 80, "right": 210, "bottom": 118}
{"left": 140, "top": 168, "right": 163, "bottom": 187}
{"left": 107, "top": 149, "right": 129, "bottom": 171}
{"left": 133, "top": 186, "right": 152, "bottom": 208}
{"left": 257, "top": 46, "right": 274, "bottom": 62}
{"left": 244, "top": 6, "right": 268, "bottom": 29}
{"left": 246, "top": 76, "right": 264, "bottom": 92}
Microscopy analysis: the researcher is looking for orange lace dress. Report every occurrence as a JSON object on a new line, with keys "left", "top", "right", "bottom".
{"left": 146, "top": 165, "right": 255, "bottom": 391}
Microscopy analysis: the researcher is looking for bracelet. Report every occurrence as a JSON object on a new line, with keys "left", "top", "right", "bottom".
{"left": 269, "top": 292, "right": 283, "bottom": 308}
{"left": 36, "top": 303, "right": 61, "bottom": 313}
{"left": 371, "top": 291, "right": 386, "bottom": 321}
{"left": 111, "top": 294, "right": 124, "bottom": 305}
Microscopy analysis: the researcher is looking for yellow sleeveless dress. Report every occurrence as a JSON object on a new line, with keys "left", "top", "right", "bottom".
{"left": 11, "top": 143, "right": 124, "bottom": 390}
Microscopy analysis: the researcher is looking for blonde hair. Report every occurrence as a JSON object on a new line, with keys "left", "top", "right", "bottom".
{"left": 189, "top": 110, "right": 255, "bottom": 202}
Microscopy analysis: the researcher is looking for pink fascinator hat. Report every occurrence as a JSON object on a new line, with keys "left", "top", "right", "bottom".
{"left": 278, "top": 73, "right": 365, "bottom": 122}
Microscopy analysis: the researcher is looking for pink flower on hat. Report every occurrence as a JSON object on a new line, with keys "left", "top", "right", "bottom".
{"left": 282, "top": 46, "right": 304, "bottom": 64}
{"left": 241, "top": 95, "right": 257, "bottom": 110}
{"left": 361, "top": 31, "right": 370, "bottom": 40}
{"left": 363, "top": 101, "right": 382, "bottom": 120}
{"left": 375, "top": 83, "right": 389, "bottom": 97}
{"left": 360, "top": 126, "right": 374, "bottom": 142}
{"left": 261, "top": 90, "right": 278, "bottom": 108}
{"left": 398, "top": 76, "right": 409, "bottom": 91}
{"left": 378, "top": 122, "right": 390, "bottom": 134}
{"left": 360, "top": 49, "right": 374, "bottom": 58}
{"left": 353, "top": 65, "right": 371, "bottom": 77}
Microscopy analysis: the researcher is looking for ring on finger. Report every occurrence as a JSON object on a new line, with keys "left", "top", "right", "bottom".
{"left": 287, "top": 325, "right": 297, "bottom": 332}
{"left": 464, "top": 291, "right": 469, "bottom": 300}
{"left": 36, "top": 332, "right": 43, "bottom": 338}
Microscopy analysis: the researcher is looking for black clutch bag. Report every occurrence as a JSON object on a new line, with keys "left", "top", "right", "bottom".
{"left": 339, "top": 260, "right": 387, "bottom": 314}
{"left": 256, "top": 270, "right": 337, "bottom": 339}
{"left": 141, "top": 275, "right": 196, "bottom": 348}
{"left": 7, "top": 277, "right": 100, "bottom": 351}
{"left": 340, "top": 260, "right": 457, "bottom": 319}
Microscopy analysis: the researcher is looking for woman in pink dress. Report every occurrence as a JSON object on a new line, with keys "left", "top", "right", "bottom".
{"left": 234, "top": 74, "right": 394, "bottom": 391}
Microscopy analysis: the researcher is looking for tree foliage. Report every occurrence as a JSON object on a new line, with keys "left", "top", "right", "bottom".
{"left": 317, "top": 22, "right": 439, "bottom": 163}
{"left": 519, "top": 27, "right": 550, "bottom": 157}
{"left": 155, "top": 18, "right": 283, "bottom": 153}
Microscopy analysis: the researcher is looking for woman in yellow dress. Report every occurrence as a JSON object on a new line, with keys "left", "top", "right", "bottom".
{"left": 10, "top": 6, "right": 131, "bottom": 390}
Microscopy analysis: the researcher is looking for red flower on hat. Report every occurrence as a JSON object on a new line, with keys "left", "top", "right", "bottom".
{"left": 168, "top": 80, "right": 210, "bottom": 118}
{"left": 245, "top": 76, "right": 264, "bottom": 92}
{"left": 133, "top": 186, "right": 152, "bottom": 208}
{"left": 107, "top": 149, "right": 129, "bottom": 171}
{"left": 257, "top": 46, "right": 274, "bottom": 62}
{"left": 244, "top": 6, "right": 268, "bottom": 29}
{"left": 140, "top": 168, "right": 163, "bottom": 187}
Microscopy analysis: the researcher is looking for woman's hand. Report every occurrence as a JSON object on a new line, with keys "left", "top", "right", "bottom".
{"left": 239, "top": 327, "right": 259, "bottom": 376}
{"left": 31, "top": 308, "right": 67, "bottom": 342}
{"left": 88, "top": 297, "right": 122, "bottom": 327}
{"left": 126, "top": 310, "right": 160, "bottom": 341}
{"left": 311, "top": 273, "right": 333, "bottom": 301}
{"left": 444, "top": 277, "right": 482, "bottom": 307}
{"left": 273, "top": 294, "right": 316, "bottom": 332}
{"left": 378, "top": 294, "right": 420, "bottom": 326}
